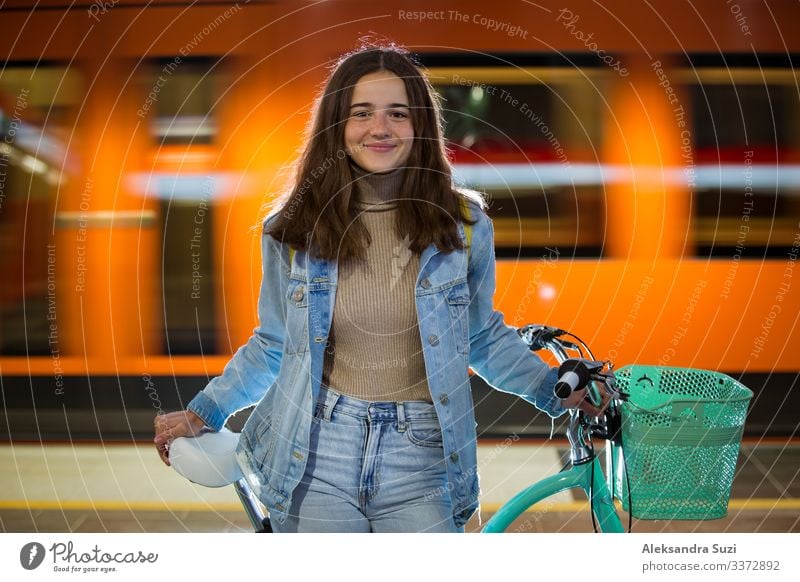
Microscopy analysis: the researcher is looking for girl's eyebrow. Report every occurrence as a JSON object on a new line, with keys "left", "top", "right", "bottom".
{"left": 350, "top": 102, "right": 410, "bottom": 109}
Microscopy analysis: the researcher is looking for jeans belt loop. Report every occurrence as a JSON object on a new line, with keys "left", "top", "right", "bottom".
{"left": 322, "top": 388, "right": 340, "bottom": 422}
{"left": 396, "top": 401, "right": 406, "bottom": 432}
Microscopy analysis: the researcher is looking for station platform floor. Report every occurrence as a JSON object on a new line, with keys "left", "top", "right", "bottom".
{"left": 1, "top": 438, "right": 797, "bottom": 533}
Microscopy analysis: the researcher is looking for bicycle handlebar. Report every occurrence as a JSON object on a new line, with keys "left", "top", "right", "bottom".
{"left": 517, "top": 324, "right": 622, "bottom": 411}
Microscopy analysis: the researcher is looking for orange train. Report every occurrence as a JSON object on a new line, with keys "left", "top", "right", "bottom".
{"left": 0, "top": 0, "right": 798, "bottom": 437}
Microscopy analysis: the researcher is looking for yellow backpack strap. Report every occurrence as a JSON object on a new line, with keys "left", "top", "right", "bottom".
{"left": 460, "top": 197, "right": 472, "bottom": 261}
{"left": 288, "top": 246, "right": 295, "bottom": 266}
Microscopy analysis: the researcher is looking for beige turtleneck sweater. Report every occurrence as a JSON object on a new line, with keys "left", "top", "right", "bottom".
{"left": 321, "top": 165, "right": 432, "bottom": 403}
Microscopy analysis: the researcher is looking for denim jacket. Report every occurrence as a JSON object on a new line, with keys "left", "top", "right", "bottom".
{"left": 187, "top": 202, "right": 563, "bottom": 528}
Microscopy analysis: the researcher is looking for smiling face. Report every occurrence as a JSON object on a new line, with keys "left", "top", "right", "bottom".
{"left": 344, "top": 71, "right": 414, "bottom": 173}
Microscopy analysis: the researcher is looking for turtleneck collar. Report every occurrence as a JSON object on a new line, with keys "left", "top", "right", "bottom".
{"left": 350, "top": 162, "right": 405, "bottom": 206}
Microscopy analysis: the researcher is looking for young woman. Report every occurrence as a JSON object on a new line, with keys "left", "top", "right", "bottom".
{"left": 154, "top": 45, "right": 598, "bottom": 533}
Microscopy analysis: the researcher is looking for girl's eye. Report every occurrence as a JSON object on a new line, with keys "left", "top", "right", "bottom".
{"left": 350, "top": 110, "right": 409, "bottom": 119}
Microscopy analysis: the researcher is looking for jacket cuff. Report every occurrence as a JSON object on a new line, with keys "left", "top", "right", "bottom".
{"left": 536, "top": 367, "right": 565, "bottom": 418}
{"left": 186, "top": 391, "right": 227, "bottom": 432}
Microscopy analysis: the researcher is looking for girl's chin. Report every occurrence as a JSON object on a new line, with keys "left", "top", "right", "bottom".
{"left": 355, "top": 159, "right": 402, "bottom": 173}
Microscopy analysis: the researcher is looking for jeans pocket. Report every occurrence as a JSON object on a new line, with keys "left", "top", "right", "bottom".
{"left": 406, "top": 421, "right": 444, "bottom": 448}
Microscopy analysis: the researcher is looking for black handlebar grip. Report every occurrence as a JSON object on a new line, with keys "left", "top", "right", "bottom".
{"left": 554, "top": 359, "right": 591, "bottom": 399}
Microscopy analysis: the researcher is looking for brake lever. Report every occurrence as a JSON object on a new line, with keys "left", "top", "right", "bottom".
{"left": 556, "top": 339, "right": 581, "bottom": 352}
{"left": 517, "top": 324, "right": 567, "bottom": 351}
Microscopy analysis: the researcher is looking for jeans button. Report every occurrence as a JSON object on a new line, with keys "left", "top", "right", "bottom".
{"left": 439, "top": 393, "right": 449, "bottom": 405}
{"left": 449, "top": 452, "right": 459, "bottom": 463}
{"left": 428, "top": 334, "right": 439, "bottom": 346}
{"left": 292, "top": 286, "right": 304, "bottom": 302}
{"left": 420, "top": 278, "right": 431, "bottom": 289}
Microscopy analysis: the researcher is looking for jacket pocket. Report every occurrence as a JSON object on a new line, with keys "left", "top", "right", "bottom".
{"left": 252, "top": 414, "right": 277, "bottom": 470}
{"left": 284, "top": 279, "right": 309, "bottom": 354}
{"left": 444, "top": 281, "right": 470, "bottom": 355}
{"left": 242, "top": 390, "right": 278, "bottom": 471}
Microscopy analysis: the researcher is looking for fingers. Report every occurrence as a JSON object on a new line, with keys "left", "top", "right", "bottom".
{"left": 154, "top": 417, "right": 171, "bottom": 466}
{"left": 562, "top": 387, "right": 610, "bottom": 417}
{"left": 561, "top": 388, "right": 586, "bottom": 410}
{"left": 577, "top": 399, "right": 602, "bottom": 417}
{"left": 153, "top": 410, "right": 209, "bottom": 466}
{"left": 154, "top": 412, "right": 192, "bottom": 440}
{"left": 153, "top": 411, "right": 190, "bottom": 466}
{"left": 571, "top": 390, "right": 612, "bottom": 417}
{"left": 156, "top": 442, "right": 171, "bottom": 466}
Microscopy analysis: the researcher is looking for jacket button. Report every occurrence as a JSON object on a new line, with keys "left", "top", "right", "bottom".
{"left": 420, "top": 278, "right": 431, "bottom": 289}
{"left": 292, "top": 286, "right": 304, "bottom": 302}
{"left": 292, "top": 451, "right": 304, "bottom": 460}
{"left": 449, "top": 452, "right": 459, "bottom": 463}
{"left": 428, "top": 334, "right": 439, "bottom": 346}
{"left": 439, "top": 393, "right": 449, "bottom": 405}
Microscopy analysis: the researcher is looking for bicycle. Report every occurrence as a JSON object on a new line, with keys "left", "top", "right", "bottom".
{"left": 168, "top": 324, "right": 751, "bottom": 533}
{"left": 481, "top": 324, "right": 626, "bottom": 533}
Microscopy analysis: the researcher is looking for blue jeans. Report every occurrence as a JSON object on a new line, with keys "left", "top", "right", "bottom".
{"left": 271, "top": 387, "right": 463, "bottom": 533}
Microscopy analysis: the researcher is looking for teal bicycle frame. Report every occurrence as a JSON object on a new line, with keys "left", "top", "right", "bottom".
{"left": 482, "top": 423, "right": 624, "bottom": 532}
{"left": 481, "top": 326, "right": 626, "bottom": 533}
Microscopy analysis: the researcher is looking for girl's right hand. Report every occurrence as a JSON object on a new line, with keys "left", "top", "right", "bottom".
{"left": 153, "top": 410, "right": 207, "bottom": 466}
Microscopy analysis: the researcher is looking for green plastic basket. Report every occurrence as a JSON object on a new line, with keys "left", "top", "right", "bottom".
{"left": 612, "top": 365, "right": 753, "bottom": 520}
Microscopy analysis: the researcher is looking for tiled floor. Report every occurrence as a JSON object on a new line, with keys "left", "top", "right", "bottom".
{"left": 1, "top": 439, "right": 797, "bottom": 533}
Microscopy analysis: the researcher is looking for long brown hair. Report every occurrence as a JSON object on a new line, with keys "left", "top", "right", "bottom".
{"left": 265, "top": 44, "right": 482, "bottom": 261}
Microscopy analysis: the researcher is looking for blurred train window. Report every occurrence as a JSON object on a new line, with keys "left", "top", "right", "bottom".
{"left": 688, "top": 68, "right": 800, "bottom": 257}
{"left": 427, "top": 67, "right": 607, "bottom": 257}
{"left": 137, "top": 57, "right": 225, "bottom": 354}
{"left": 0, "top": 64, "right": 80, "bottom": 355}
{"left": 159, "top": 197, "right": 218, "bottom": 355}
{"left": 142, "top": 57, "right": 219, "bottom": 145}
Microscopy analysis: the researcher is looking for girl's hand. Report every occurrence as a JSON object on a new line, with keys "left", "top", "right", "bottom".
{"left": 561, "top": 386, "right": 610, "bottom": 417}
{"left": 153, "top": 410, "right": 207, "bottom": 466}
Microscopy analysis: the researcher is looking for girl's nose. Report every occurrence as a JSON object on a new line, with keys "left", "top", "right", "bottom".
{"left": 369, "top": 111, "right": 390, "bottom": 136}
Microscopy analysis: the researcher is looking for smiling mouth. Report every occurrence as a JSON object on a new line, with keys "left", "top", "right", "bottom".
{"left": 365, "top": 143, "right": 396, "bottom": 152}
